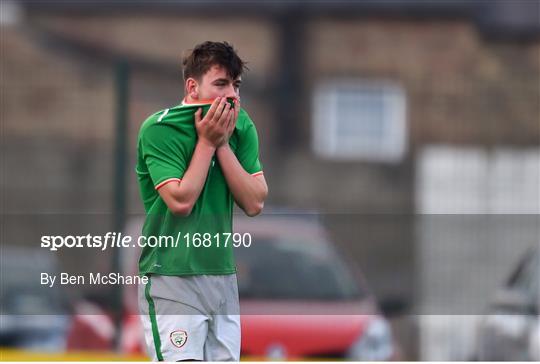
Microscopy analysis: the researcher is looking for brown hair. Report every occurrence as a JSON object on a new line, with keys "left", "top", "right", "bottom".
{"left": 182, "top": 41, "right": 248, "bottom": 81}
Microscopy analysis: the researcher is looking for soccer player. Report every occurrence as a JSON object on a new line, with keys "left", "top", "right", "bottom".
{"left": 136, "top": 41, "right": 268, "bottom": 361}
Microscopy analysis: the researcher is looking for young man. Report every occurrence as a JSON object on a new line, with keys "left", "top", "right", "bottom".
{"left": 136, "top": 41, "right": 268, "bottom": 361}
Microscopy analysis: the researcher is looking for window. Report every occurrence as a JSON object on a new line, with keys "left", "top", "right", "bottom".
{"left": 312, "top": 80, "right": 407, "bottom": 162}
{"left": 417, "top": 147, "right": 540, "bottom": 214}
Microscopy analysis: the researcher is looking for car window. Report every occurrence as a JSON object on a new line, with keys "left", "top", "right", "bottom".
{"left": 234, "top": 237, "right": 365, "bottom": 300}
{"left": 1, "top": 249, "right": 68, "bottom": 315}
{"left": 507, "top": 248, "right": 539, "bottom": 299}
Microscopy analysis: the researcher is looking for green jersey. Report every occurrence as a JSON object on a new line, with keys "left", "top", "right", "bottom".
{"left": 136, "top": 100, "right": 263, "bottom": 276}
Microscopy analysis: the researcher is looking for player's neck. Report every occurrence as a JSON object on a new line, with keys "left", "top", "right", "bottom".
{"left": 182, "top": 96, "right": 214, "bottom": 105}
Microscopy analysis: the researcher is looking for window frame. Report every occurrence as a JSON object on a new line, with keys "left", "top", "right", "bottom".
{"left": 312, "top": 79, "right": 407, "bottom": 162}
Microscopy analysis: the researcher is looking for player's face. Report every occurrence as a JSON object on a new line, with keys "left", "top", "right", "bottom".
{"left": 189, "top": 64, "right": 241, "bottom": 101}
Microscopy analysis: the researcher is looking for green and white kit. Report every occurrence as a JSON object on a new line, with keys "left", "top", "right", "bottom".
{"left": 139, "top": 274, "right": 241, "bottom": 361}
{"left": 136, "top": 99, "right": 263, "bottom": 361}
{"left": 136, "top": 100, "right": 263, "bottom": 276}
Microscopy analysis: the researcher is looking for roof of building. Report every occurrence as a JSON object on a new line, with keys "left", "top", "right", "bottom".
{"left": 17, "top": 0, "right": 540, "bottom": 41}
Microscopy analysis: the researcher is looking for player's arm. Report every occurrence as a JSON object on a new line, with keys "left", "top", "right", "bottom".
{"left": 158, "top": 97, "right": 232, "bottom": 216}
{"left": 216, "top": 100, "right": 268, "bottom": 217}
{"left": 157, "top": 142, "right": 214, "bottom": 216}
{"left": 216, "top": 145, "right": 268, "bottom": 217}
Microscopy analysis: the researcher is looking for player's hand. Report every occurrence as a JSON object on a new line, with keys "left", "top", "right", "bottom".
{"left": 221, "top": 98, "right": 239, "bottom": 146}
{"left": 194, "top": 97, "right": 233, "bottom": 148}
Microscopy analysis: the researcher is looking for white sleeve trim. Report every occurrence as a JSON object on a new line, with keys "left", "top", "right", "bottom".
{"left": 155, "top": 177, "right": 182, "bottom": 190}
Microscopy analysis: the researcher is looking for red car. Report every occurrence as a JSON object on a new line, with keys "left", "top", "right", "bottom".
{"left": 234, "top": 215, "right": 400, "bottom": 360}
{"left": 67, "top": 214, "right": 401, "bottom": 360}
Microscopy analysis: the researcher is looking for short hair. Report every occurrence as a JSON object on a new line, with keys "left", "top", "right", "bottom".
{"left": 182, "top": 41, "right": 248, "bottom": 81}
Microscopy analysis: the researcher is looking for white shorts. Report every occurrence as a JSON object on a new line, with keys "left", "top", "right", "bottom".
{"left": 138, "top": 274, "right": 241, "bottom": 361}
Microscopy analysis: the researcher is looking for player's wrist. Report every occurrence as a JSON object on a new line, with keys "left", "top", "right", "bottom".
{"left": 217, "top": 143, "right": 232, "bottom": 153}
{"left": 197, "top": 138, "right": 218, "bottom": 152}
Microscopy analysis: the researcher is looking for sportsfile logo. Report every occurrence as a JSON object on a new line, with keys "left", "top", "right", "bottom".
{"left": 40, "top": 232, "right": 253, "bottom": 251}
